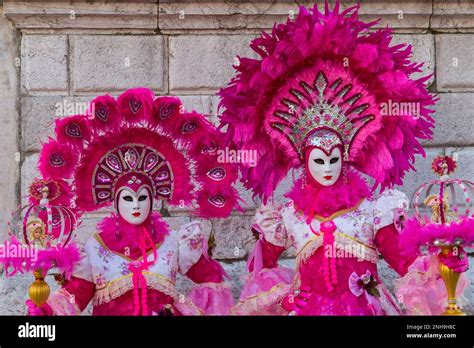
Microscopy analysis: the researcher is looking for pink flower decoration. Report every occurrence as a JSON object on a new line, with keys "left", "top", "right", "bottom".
{"left": 432, "top": 155, "right": 457, "bottom": 176}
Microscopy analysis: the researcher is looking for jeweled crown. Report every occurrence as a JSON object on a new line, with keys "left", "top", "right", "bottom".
{"left": 271, "top": 71, "right": 374, "bottom": 160}
{"left": 93, "top": 144, "right": 173, "bottom": 205}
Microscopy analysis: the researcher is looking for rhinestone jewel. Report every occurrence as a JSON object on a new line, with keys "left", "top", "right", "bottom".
{"left": 127, "top": 176, "right": 142, "bottom": 185}
{"left": 98, "top": 191, "right": 111, "bottom": 199}
{"left": 155, "top": 170, "right": 170, "bottom": 181}
{"left": 124, "top": 148, "right": 139, "bottom": 170}
{"left": 157, "top": 187, "right": 171, "bottom": 196}
{"left": 307, "top": 129, "right": 342, "bottom": 154}
{"left": 106, "top": 154, "right": 122, "bottom": 173}
{"left": 144, "top": 152, "right": 159, "bottom": 171}
{"left": 97, "top": 172, "right": 112, "bottom": 183}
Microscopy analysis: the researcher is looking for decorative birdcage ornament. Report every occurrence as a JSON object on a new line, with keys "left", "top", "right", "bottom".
{"left": 11, "top": 180, "right": 77, "bottom": 249}
{"left": 412, "top": 155, "right": 472, "bottom": 226}
{"left": 2, "top": 178, "right": 80, "bottom": 308}
{"left": 406, "top": 155, "right": 473, "bottom": 315}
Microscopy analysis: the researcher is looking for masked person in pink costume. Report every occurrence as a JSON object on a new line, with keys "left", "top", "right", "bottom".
{"left": 218, "top": 2, "right": 469, "bottom": 315}
{"left": 26, "top": 88, "right": 239, "bottom": 316}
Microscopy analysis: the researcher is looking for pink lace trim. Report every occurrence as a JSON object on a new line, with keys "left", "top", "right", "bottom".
{"left": 93, "top": 272, "right": 176, "bottom": 306}
{"left": 232, "top": 282, "right": 292, "bottom": 315}
{"left": 173, "top": 297, "right": 204, "bottom": 316}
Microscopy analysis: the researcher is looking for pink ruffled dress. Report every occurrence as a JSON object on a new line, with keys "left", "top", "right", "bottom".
{"left": 46, "top": 217, "right": 233, "bottom": 316}
{"left": 234, "top": 190, "right": 416, "bottom": 316}
{"left": 394, "top": 254, "right": 469, "bottom": 315}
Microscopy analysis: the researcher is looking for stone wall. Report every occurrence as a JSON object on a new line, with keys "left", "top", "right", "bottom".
{"left": 0, "top": 3, "right": 19, "bottom": 243}
{"left": 0, "top": 0, "right": 473, "bottom": 314}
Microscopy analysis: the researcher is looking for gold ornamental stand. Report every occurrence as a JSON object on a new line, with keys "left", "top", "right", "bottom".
{"left": 438, "top": 245, "right": 466, "bottom": 316}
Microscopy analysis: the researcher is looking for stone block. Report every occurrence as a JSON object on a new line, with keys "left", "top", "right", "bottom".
{"left": 0, "top": 8, "right": 20, "bottom": 237}
{"left": 71, "top": 35, "right": 165, "bottom": 93}
{"left": 159, "top": 1, "right": 432, "bottom": 32}
{"left": 169, "top": 34, "right": 257, "bottom": 93}
{"left": 21, "top": 35, "right": 68, "bottom": 95}
{"left": 428, "top": 93, "right": 474, "bottom": 146}
{"left": 20, "top": 152, "right": 39, "bottom": 206}
{"left": 177, "top": 94, "right": 220, "bottom": 117}
{"left": 198, "top": 215, "right": 254, "bottom": 260}
{"left": 436, "top": 35, "right": 474, "bottom": 92}
{"left": 432, "top": 0, "right": 474, "bottom": 32}
{"left": 4, "top": 1, "right": 158, "bottom": 32}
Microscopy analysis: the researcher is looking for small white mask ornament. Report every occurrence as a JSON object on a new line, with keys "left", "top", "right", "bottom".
{"left": 307, "top": 147, "right": 342, "bottom": 187}
{"left": 117, "top": 187, "right": 151, "bottom": 225}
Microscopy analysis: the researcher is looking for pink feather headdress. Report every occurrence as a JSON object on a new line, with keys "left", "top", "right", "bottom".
{"left": 218, "top": 1, "right": 437, "bottom": 202}
{"left": 38, "top": 88, "right": 240, "bottom": 218}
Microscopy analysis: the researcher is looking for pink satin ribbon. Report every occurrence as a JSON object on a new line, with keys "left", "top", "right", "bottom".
{"left": 320, "top": 221, "right": 338, "bottom": 292}
{"left": 128, "top": 261, "right": 148, "bottom": 316}
{"left": 348, "top": 270, "right": 383, "bottom": 315}
{"left": 127, "top": 226, "right": 158, "bottom": 316}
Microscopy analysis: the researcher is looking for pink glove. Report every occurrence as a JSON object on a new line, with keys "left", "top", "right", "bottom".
{"left": 26, "top": 300, "right": 53, "bottom": 316}
{"left": 280, "top": 286, "right": 311, "bottom": 315}
{"left": 438, "top": 246, "right": 469, "bottom": 273}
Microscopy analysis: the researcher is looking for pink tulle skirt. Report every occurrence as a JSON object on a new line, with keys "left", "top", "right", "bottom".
{"left": 394, "top": 255, "right": 469, "bottom": 315}
{"left": 232, "top": 267, "right": 295, "bottom": 315}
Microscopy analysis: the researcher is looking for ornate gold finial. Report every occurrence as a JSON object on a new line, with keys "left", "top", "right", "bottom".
{"left": 29, "top": 269, "right": 51, "bottom": 307}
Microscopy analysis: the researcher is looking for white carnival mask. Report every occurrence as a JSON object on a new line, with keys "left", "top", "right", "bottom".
{"left": 117, "top": 187, "right": 151, "bottom": 225}
{"left": 307, "top": 147, "right": 342, "bottom": 186}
